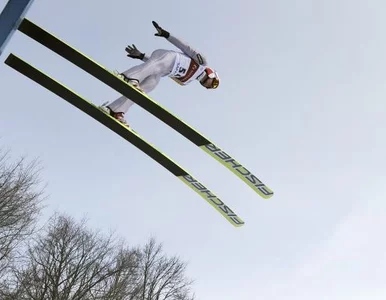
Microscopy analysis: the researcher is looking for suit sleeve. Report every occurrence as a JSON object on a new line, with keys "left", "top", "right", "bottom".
{"left": 166, "top": 34, "right": 208, "bottom": 65}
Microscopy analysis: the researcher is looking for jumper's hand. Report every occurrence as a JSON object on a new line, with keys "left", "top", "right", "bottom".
{"left": 152, "top": 21, "right": 170, "bottom": 38}
{"left": 125, "top": 44, "right": 145, "bottom": 60}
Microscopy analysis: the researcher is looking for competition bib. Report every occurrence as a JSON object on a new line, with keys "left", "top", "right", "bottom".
{"left": 170, "top": 53, "right": 206, "bottom": 85}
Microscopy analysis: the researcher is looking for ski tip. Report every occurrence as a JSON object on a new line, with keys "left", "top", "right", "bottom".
{"left": 257, "top": 187, "right": 274, "bottom": 199}
{"left": 229, "top": 216, "right": 245, "bottom": 227}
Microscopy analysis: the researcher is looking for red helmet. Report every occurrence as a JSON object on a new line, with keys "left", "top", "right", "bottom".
{"left": 198, "top": 67, "right": 220, "bottom": 89}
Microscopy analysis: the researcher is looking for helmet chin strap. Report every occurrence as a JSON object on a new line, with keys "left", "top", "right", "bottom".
{"left": 197, "top": 71, "right": 206, "bottom": 82}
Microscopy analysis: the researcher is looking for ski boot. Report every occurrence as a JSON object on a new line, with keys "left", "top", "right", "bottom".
{"left": 99, "top": 102, "right": 129, "bottom": 127}
{"left": 113, "top": 70, "right": 144, "bottom": 92}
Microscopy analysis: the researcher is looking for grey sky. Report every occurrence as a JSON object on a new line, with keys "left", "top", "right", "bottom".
{"left": 1, "top": 0, "right": 386, "bottom": 299}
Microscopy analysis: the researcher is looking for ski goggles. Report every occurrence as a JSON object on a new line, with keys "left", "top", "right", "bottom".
{"left": 210, "top": 76, "right": 220, "bottom": 89}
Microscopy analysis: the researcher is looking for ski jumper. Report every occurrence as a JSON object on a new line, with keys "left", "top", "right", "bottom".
{"left": 107, "top": 34, "right": 208, "bottom": 114}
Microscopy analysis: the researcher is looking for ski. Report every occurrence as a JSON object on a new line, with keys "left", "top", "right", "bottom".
{"left": 4, "top": 53, "right": 244, "bottom": 227}
{"left": 17, "top": 18, "right": 274, "bottom": 199}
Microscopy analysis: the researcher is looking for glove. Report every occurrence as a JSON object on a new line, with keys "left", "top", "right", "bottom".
{"left": 152, "top": 21, "right": 170, "bottom": 38}
{"left": 125, "top": 44, "right": 145, "bottom": 60}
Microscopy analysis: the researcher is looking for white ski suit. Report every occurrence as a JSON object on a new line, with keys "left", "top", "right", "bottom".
{"left": 107, "top": 34, "right": 208, "bottom": 114}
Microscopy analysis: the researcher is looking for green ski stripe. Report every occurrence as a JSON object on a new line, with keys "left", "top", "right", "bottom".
{"left": 18, "top": 18, "right": 273, "bottom": 199}
{"left": 4, "top": 53, "right": 244, "bottom": 227}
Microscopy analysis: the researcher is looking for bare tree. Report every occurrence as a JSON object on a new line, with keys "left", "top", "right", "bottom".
{"left": 0, "top": 149, "right": 197, "bottom": 300}
{"left": 2, "top": 218, "right": 196, "bottom": 300}
{"left": 6, "top": 214, "right": 139, "bottom": 300}
{"left": 0, "top": 149, "right": 43, "bottom": 277}
{"left": 133, "top": 238, "right": 195, "bottom": 300}
{"left": 89, "top": 247, "right": 141, "bottom": 300}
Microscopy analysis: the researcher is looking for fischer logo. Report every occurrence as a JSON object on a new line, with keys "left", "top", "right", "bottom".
{"left": 204, "top": 144, "right": 273, "bottom": 197}
{"left": 182, "top": 175, "right": 244, "bottom": 225}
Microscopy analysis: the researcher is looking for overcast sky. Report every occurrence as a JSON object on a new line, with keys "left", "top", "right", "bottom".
{"left": 1, "top": 0, "right": 386, "bottom": 299}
